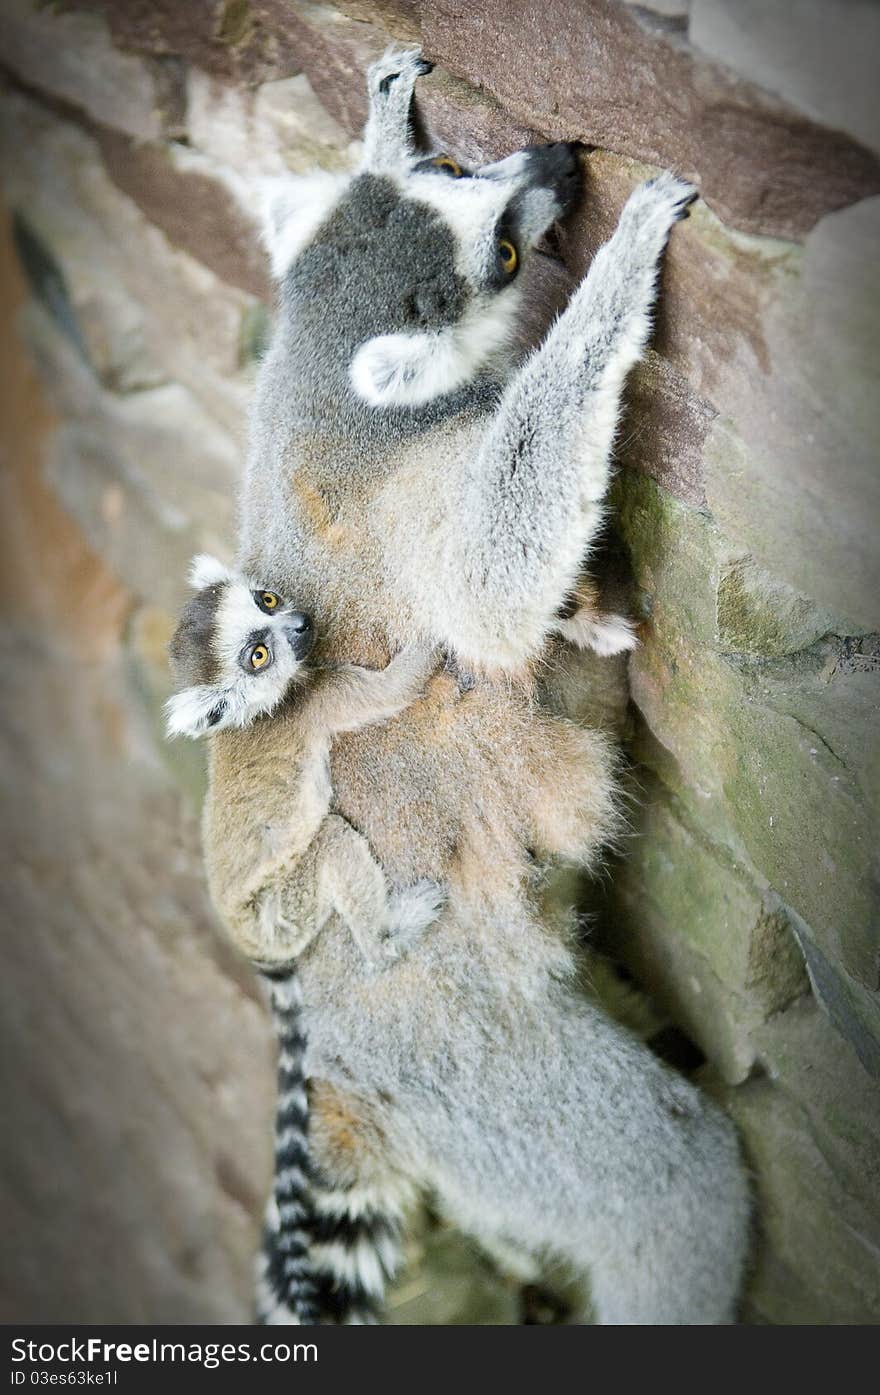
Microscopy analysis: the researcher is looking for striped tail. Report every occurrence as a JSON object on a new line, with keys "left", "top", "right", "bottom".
{"left": 254, "top": 964, "right": 320, "bottom": 1325}
{"left": 254, "top": 964, "right": 409, "bottom": 1325}
{"left": 307, "top": 1174, "right": 407, "bottom": 1324}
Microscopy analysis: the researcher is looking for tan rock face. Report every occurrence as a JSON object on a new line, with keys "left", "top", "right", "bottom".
{"left": 420, "top": 0, "right": 880, "bottom": 240}
{"left": 1, "top": 0, "right": 878, "bottom": 1325}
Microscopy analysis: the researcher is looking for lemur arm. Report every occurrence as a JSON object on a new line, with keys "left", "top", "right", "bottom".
{"left": 433, "top": 175, "right": 694, "bottom": 670}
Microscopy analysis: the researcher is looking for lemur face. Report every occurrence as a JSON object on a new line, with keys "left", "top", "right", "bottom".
{"left": 342, "top": 144, "right": 582, "bottom": 409}
{"left": 166, "top": 555, "right": 314, "bottom": 739}
{"left": 260, "top": 73, "right": 582, "bottom": 411}
{"left": 403, "top": 143, "right": 582, "bottom": 290}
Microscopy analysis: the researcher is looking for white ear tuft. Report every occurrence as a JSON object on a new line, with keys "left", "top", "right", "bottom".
{"left": 350, "top": 332, "right": 440, "bottom": 407}
{"left": 165, "top": 686, "right": 229, "bottom": 740}
{"left": 258, "top": 171, "right": 350, "bottom": 279}
{"left": 350, "top": 295, "right": 518, "bottom": 408}
{"left": 189, "top": 554, "right": 234, "bottom": 591}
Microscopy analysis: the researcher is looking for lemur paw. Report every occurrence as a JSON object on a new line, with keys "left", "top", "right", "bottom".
{"left": 554, "top": 610, "right": 639, "bottom": 657}
{"left": 627, "top": 172, "right": 698, "bottom": 230}
{"left": 367, "top": 47, "right": 432, "bottom": 99}
{"left": 385, "top": 879, "right": 446, "bottom": 954}
{"left": 386, "top": 642, "right": 442, "bottom": 695}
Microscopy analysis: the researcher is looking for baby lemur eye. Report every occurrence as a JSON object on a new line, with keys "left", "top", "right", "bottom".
{"left": 498, "top": 238, "right": 518, "bottom": 275}
{"left": 433, "top": 155, "right": 462, "bottom": 177}
{"left": 249, "top": 644, "right": 271, "bottom": 670}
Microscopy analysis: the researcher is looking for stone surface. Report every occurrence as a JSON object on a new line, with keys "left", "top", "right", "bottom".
{"left": 24, "top": 302, "right": 239, "bottom": 613}
{"left": 690, "top": 0, "right": 880, "bottom": 155}
{"left": 701, "top": 198, "right": 880, "bottom": 635}
{"left": 0, "top": 87, "right": 260, "bottom": 435}
{"left": 725, "top": 999, "right": 880, "bottom": 1324}
{"left": 0, "top": 0, "right": 184, "bottom": 141}
{"left": 187, "top": 68, "right": 358, "bottom": 176}
{"left": 420, "top": 0, "right": 880, "bottom": 239}
{"left": 94, "top": 130, "right": 271, "bottom": 303}
{"left": 607, "top": 781, "right": 808, "bottom": 1083}
{"left": 716, "top": 555, "right": 842, "bottom": 659}
{"left": 61, "top": 0, "right": 295, "bottom": 86}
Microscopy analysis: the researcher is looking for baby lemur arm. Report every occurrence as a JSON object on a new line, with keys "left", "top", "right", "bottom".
{"left": 436, "top": 176, "right": 694, "bottom": 669}
{"left": 213, "top": 647, "right": 442, "bottom": 966}
{"left": 308, "top": 643, "right": 437, "bottom": 736}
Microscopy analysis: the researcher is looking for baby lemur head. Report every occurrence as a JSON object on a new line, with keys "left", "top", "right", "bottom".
{"left": 166, "top": 555, "right": 314, "bottom": 739}
{"left": 259, "top": 50, "right": 582, "bottom": 410}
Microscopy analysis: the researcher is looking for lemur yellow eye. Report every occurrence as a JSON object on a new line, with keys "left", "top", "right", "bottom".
{"left": 433, "top": 155, "right": 462, "bottom": 177}
{"left": 250, "top": 644, "right": 270, "bottom": 670}
{"left": 260, "top": 592, "right": 279, "bottom": 610}
{"left": 499, "top": 238, "right": 518, "bottom": 274}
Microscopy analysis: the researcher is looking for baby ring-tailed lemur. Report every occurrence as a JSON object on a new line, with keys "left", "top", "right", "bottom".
{"left": 166, "top": 554, "right": 443, "bottom": 1322}
{"left": 190, "top": 49, "right": 750, "bottom": 1322}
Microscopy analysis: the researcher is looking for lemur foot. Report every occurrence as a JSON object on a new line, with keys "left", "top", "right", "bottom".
{"left": 367, "top": 47, "right": 432, "bottom": 100}
{"left": 384, "top": 879, "right": 446, "bottom": 956}
{"left": 554, "top": 609, "right": 639, "bottom": 657}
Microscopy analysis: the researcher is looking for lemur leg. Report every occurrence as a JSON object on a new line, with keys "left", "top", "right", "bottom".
{"left": 307, "top": 1079, "right": 416, "bottom": 1324}
{"left": 361, "top": 48, "right": 431, "bottom": 173}
{"left": 521, "top": 719, "right": 621, "bottom": 870}
{"left": 442, "top": 173, "right": 696, "bottom": 669}
{"left": 309, "top": 814, "right": 443, "bottom": 967}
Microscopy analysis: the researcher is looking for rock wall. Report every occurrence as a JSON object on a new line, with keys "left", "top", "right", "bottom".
{"left": 1, "top": 0, "right": 877, "bottom": 1323}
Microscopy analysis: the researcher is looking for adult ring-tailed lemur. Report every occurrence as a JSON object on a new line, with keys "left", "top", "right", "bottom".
{"left": 195, "top": 48, "right": 750, "bottom": 1323}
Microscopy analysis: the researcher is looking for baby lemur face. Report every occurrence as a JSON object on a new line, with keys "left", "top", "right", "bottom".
{"left": 166, "top": 555, "right": 314, "bottom": 739}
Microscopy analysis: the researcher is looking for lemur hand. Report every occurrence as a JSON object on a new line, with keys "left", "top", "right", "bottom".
{"left": 383, "top": 641, "right": 442, "bottom": 698}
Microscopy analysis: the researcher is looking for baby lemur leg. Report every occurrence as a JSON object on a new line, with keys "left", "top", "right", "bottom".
{"left": 440, "top": 174, "right": 695, "bottom": 668}
{"left": 519, "top": 717, "right": 622, "bottom": 871}
{"left": 306, "top": 1079, "right": 415, "bottom": 1323}
{"left": 306, "top": 814, "right": 442, "bottom": 967}
{"left": 361, "top": 48, "right": 432, "bottom": 173}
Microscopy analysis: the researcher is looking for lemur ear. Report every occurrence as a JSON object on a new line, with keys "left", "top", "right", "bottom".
{"left": 188, "top": 554, "right": 234, "bottom": 590}
{"left": 165, "top": 686, "right": 229, "bottom": 740}
{"left": 259, "top": 172, "right": 350, "bottom": 280}
{"left": 349, "top": 297, "right": 517, "bottom": 408}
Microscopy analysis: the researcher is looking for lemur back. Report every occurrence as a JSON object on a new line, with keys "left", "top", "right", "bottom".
{"left": 198, "top": 50, "right": 750, "bottom": 1323}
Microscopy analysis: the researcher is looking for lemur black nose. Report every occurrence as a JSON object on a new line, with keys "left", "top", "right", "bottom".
{"left": 284, "top": 613, "right": 314, "bottom": 659}
{"left": 524, "top": 142, "right": 582, "bottom": 214}
{"left": 543, "top": 142, "right": 580, "bottom": 176}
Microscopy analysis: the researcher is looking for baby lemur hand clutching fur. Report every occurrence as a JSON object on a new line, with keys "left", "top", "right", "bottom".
{"left": 190, "top": 50, "right": 750, "bottom": 1324}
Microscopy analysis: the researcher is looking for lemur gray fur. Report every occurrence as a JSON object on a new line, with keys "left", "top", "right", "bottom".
{"left": 193, "top": 49, "right": 750, "bottom": 1323}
